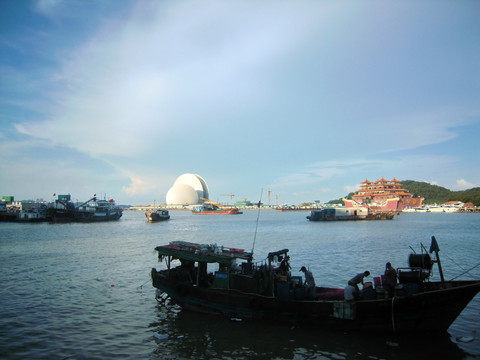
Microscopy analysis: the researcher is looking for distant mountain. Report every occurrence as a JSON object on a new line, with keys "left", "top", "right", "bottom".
{"left": 329, "top": 180, "right": 480, "bottom": 206}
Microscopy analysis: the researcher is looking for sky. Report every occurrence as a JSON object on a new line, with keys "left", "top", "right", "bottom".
{"left": 1, "top": 0, "right": 479, "bottom": 206}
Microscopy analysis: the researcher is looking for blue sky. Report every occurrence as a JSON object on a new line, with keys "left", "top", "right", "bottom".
{"left": 1, "top": 0, "right": 479, "bottom": 206}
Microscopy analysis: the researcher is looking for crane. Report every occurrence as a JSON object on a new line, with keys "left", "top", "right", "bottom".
{"left": 200, "top": 197, "right": 227, "bottom": 210}
{"left": 220, "top": 193, "right": 235, "bottom": 205}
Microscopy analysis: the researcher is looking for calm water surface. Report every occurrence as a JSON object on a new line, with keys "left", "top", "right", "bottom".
{"left": 1, "top": 210, "right": 479, "bottom": 359}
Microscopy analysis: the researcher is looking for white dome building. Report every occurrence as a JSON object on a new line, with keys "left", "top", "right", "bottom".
{"left": 166, "top": 174, "right": 210, "bottom": 205}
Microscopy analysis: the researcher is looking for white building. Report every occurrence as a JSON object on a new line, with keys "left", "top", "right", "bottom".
{"left": 166, "top": 174, "right": 210, "bottom": 205}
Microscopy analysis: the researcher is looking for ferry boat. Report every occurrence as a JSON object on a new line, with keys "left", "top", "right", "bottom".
{"left": 344, "top": 178, "right": 424, "bottom": 211}
{"left": 151, "top": 236, "right": 480, "bottom": 333}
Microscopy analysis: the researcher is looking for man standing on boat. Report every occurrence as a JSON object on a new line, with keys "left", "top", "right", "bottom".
{"left": 300, "top": 266, "right": 315, "bottom": 287}
{"left": 279, "top": 255, "right": 291, "bottom": 275}
{"left": 300, "top": 266, "right": 316, "bottom": 299}
{"left": 383, "top": 262, "right": 397, "bottom": 297}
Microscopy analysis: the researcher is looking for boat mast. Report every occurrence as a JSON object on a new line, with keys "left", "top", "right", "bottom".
{"left": 430, "top": 236, "right": 445, "bottom": 288}
{"left": 251, "top": 188, "right": 263, "bottom": 254}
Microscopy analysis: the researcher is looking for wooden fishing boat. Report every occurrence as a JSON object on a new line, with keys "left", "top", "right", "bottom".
{"left": 151, "top": 237, "right": 480, "bottom": 333}
{"left": 146, "top": 209, "right": 170, "bottom": 222}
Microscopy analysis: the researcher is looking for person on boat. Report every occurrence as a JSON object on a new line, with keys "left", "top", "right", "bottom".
{"left": 278, "top": 255, "right": 291, "bottom": 275}
{"left": 383, "top": 262, "right": 397, "bottom": 297}
{"left": 348, "top": 271, "right": 370, "bottom": 297}
{"left": 300, "top": 266, "right": 315, "bottom": 288}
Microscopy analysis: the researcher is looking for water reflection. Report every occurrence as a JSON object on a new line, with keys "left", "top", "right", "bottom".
{"left": 150, "top": 302, "right": 467, "bottom": 360}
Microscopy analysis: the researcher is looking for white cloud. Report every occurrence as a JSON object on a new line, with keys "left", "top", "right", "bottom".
{"left": 16, "top": 1, "right": 326, "bottom": 159}
{"left": 453, "top": 179, "right": 477, "bottom": 191}
{"left": 4, "top": 1, "right": 480, "bottom": 205}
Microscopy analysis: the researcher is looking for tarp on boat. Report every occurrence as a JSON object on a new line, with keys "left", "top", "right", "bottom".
{"left": 155, "top": 241, "right": 253, "bottom": 266}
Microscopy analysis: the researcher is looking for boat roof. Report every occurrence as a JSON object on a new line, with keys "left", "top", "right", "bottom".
{"left": 154, "top": 241, "right": 253, "bottom": 265}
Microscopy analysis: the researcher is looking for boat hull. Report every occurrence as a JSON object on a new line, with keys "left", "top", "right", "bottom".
{"left": 307, "top": 208, "right": 394, "bottom": 221}
{"left": 152, "top": 269, "right": 480, "bottom": 333}
{"left": 192, "top": 209, "right": 241, "bottom": 215}
{"left": 73, "top": 211, "right": 122, "bottom": 222}
{"left": 146, "top": 211, "right": 170, "bottom": 222}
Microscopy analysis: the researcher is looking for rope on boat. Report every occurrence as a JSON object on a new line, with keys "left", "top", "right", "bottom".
{"left": 450, "top": 262, "right": 480, "bottom": 281}
{"left": 391, "top": 296, "right": 396, "bottom": 332}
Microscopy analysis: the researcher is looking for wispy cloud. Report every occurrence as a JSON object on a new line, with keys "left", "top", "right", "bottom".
{"left": 15, "top": 1, "right": 324, "bottom": 157}
{"left": 453, "top": 179, "right": 477, "bottom": 191}
{"left": 2, "top": 1, "right": 479, "bottom": 204}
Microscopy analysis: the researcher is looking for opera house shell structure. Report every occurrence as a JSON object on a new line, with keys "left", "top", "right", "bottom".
{"left": 166, "top": 174, "right": 210, "bottom": 205}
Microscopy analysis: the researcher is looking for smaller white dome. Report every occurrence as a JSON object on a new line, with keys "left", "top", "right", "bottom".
{"left": 166, "top": 183, "right": 199, "bottom": 205}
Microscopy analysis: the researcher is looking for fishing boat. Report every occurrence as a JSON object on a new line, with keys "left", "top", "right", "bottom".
{"left": 192, "top": 198, "right": 242, "bottom": 215}
{"left": 47, "top": 194, "right": 77, "bottom": 223}
{"left": 146, "top": 209, "right": 170, "bottom": 222}
{"left": 307, "top": 207, "right": 394, "bottom": 221}
{"left": 74, "top": 196, "right": 123, "bottom": 222}
{"left": 151, "top": 236, "right": 480, "bottom": 333}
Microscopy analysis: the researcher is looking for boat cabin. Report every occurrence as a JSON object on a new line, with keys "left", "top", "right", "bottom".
{"left": 154, "top": 241, "right": 309, "bottom": 298}
{"left": 307, "top": 207, "right": 369, "bottom": 221}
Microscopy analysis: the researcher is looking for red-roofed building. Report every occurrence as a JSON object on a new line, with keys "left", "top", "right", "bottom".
{"left": 343, "top": 178, "right": 424, "bottom": 211}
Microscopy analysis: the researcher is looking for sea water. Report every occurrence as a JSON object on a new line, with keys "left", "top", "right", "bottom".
{"left": 1, "top": 210, "right": 479, "bottom": 359}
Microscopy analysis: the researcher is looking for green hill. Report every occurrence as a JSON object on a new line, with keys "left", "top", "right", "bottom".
{"left": 401, "top": 180, "right": 480, "bottom": 205}
{"left": 329, "top": 180, "right": 480, "bottom": 206}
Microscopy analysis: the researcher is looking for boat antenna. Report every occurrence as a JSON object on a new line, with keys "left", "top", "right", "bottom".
{"left": 251, "top": 188, "right": 263, "bottom": 255}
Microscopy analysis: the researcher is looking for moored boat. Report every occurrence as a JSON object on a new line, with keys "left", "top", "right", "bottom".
{"left": 403, "top": 207, "right": 429, "bottom": 213}
{"left": 146, "top": 209, "right": 170, "bottom": 222}
{"left": 74, "top": 196, "right": 123, "bottom": 222}
{"left": 47, "top": 194, "right": 76, "bottom": 223}
{"left": 17, "top": 202, "right": 50, "bottom": 222}
{"left": 427, "top": 205, "right": 460, "bottom": 213}
{"left": 151, "top": 237, "right": 480, "bottom": 333}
